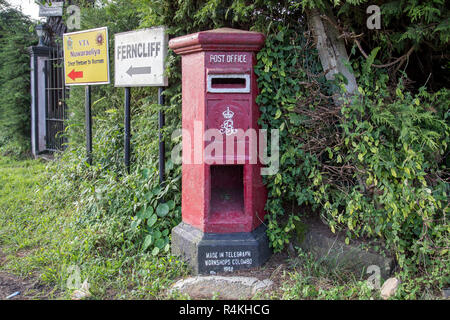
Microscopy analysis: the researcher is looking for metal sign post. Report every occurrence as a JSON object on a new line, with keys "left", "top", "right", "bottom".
{"left": 114, "top": 27, "right": 168, "bottom": 175}
{"left": 63, "top": 27, "right": 110, "bottom": 165}
{"left": 85, "top": 86, "right": 92, "bottom": 165}
{"left": 124, "top": 87, "right": 131, "bottom": 172}
{"left": 158, "top": 88, "right": 165, "bottom": 185}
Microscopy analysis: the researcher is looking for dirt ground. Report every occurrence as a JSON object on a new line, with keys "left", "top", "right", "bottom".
{"left": 0, "top": 249, "right": 59, "bottom": 300}
{"left": 0, "top": 271, "right": 40, "bottom": 300}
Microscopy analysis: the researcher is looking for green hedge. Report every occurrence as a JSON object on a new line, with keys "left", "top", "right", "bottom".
{"left": 0, "top": 1, "right": 36, "bottom": 157}
{"left": 256, "top": 27, "right": 449, "bottom": 296}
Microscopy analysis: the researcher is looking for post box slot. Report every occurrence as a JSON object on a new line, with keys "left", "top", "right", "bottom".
{"left": 207, "top": 74, "right": 250, "bottom": 93}
{"left": 212, "top": 77, "right": 246, "bottom": 87}
{"left": 209, "top": 165, "right": 244, "bottom": 220}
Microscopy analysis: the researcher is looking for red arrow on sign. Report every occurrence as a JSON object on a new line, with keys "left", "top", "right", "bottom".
{"left": 68, "top": 69, "right": 83, "bottom": 81}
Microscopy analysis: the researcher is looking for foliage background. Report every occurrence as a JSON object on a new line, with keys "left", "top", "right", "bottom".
{"left": 0, "top": 0, "right": 447, "bottom": 298}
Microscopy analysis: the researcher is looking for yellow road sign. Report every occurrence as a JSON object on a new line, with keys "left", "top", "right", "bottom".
{"left": 63, "top": 27, "right": 110, "bottom": 86}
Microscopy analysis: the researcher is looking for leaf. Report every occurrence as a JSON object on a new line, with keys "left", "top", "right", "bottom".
{"left": 395, "top": 87, "right": 404, "bottom": 99}
{"left": 136, "top": 209, "right": 144, "bottom": 219}
{"left": 391, "top": 168, "right": 397, "bottom": 177}
{"left": 144, "top": 192, "right": 153, "bottom": 201}
{"left": 154, "top": 230, "right": 162, "bottom": 239}
{"left": 164, "top": 243, "right": 170, "bottom": 252}
{"left": 275, "top": 30, "right": 284, "bottom": 42}
{"left": 142, "top": 235, "right": 153, "bottom": 251}
{"left": 131, "top": 218, "right": 141, "bottom": 230}
{"left": 152, "top": 187, "right": 161, "bottom": 196}
{"left": 142, "top": 206, "right": 154, "bottom": 219}
{"left": 358, "top": 86, "right": 365, "bottom": 95}
{"left": 365, "top": 47, "right": 380, "bottom": 70}
{"left": 155, "top": 238, "right": 165, "bottom": 249}
{"left": 156, "top": 203, "right": 170, "bottom": 217}
{"left": 152, "top": 247, "right": 159, "bottom": 256}
{"left": 147, "top": 214, "right": 157, "bottom": 227}
{"left": 274, "top": 109, "right": 282, "bottom": 119}
{"left": 404, "top": 167, "right": 410, "bottom": 176}
{"left": 142, "top": 168, "right": 150, "bottom": 179}
{"left": 167, "top": 200, "right": 175, "bottom": 209}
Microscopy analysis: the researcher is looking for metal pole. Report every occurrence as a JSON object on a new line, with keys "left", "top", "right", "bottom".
{"left": 124, "top": 87, "right": 131, "bottom": 172}
{"left": 33, "top": 54, "right": 39, "bottom": 156}
{"left": 158, "top": 87, "right": 165, "bottom": 185}
{"left": 85, "top": 85, "right": 92, "bottom": 165}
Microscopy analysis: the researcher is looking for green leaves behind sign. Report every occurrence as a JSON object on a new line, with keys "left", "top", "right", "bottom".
{"left": 156, "top": 202, "right": 170, "bottom": 217}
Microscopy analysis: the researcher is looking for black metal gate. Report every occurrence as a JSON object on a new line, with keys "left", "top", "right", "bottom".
{"left": 44, "top": 39, "right": 68, "bottom": 152}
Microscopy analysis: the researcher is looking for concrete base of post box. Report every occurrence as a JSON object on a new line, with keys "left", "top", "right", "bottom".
{"left": 172, "top": 222, "right": 271, "bottom": 274}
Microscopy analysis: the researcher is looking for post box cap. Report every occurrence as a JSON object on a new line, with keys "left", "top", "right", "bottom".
{"left": 169, "top": 28, "right": 265, "bottom": 55}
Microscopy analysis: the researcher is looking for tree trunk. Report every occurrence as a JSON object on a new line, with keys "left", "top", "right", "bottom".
{"left": 306, "top": 7, "right": 368, "bottom": 194}
{"left": 306, "top": 7, "right": 357, "bottom": 104}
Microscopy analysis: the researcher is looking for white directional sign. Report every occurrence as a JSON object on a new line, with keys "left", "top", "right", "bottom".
{"left": 114, "top": 27, "right": 168, "bottom": 87}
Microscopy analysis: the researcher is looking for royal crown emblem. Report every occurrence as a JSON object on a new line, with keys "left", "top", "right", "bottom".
{"left": 222, "top": 107, "right": 234, "bottom": 119}
{"left": 220, "top": 106, "right": 237, "bottom": 136}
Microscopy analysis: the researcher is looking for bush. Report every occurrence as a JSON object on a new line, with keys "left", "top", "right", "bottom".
{"left": 0, "top": 2, "right": 36, "bottom": 157}
{"left": 256, "top": 24, "right": 449, "bottom": 294}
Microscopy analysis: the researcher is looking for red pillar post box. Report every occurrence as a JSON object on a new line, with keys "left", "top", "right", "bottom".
{"left": 169, "top": 28, "right": 270, "bottom": 274}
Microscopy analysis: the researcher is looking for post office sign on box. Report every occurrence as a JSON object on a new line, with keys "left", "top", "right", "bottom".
{"left": 63, "top": 27, "right": 110, "bottom": 86}
{"left": 114, "top": 27, "right": 168, "bottom": 87}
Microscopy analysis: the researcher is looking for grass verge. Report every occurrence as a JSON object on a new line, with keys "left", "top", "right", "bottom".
{"left": 0, "top": 156, "right": 188, "bottom": 299}
{"left": 0, "top": 156, "right": 446, "bottom": 300}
